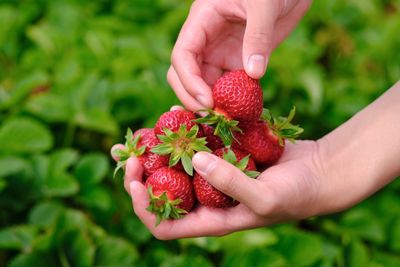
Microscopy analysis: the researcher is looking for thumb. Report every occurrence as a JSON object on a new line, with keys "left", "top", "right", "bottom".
{"left": 243, "top": 0, "right": 279, "bottom": 79}
{"left": 192, "top": 152, "right": 260, "bottom": 208}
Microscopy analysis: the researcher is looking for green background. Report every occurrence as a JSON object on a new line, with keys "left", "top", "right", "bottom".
{"left": 1, "top": 0, "right": 400, "bottom": 266}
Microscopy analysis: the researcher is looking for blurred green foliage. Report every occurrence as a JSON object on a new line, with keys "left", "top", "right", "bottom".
{"left": 0, "top": 0, "right": 399, "bottom": 266}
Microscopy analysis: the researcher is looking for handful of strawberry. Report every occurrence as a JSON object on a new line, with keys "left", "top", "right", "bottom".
{"left": 112, "top": 70, "right": 303, "bottom": 225}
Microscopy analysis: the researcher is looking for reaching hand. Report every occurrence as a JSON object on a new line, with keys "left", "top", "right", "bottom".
{"left": 168, "top": 0, "right": 312, "bottom": 111}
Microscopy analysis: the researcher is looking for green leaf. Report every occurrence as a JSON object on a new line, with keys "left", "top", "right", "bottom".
{"left": 161, "top": 255, "right": 214, "bottom": 267}
{"left": 340, "top": 207, "right": 385, "bottom": 244}
{"left": 0, "top": 71, "right": 48, "bottom": 110}
{"left": 77, "top": 187, "right": 112, "bottom": 211}
{"left": 218, "top": 228, "right": 278, "bottom": 253}
{"left": 0, "top": 225, "right": 38, "bottom": 250}
{"left": 346, "top": 239, "right": 370, "bottom": 267}
{"left": 49, "top": 149, "right": 79, "bottom": 176}
{"left": 222, "top": 248, "right": 286, "bottom": 267}
{"left": 223, "top": 148, "right": 238, "bottom": 164}
{"left": 244, "top": 170, "right": 260, "bottom": 178}
{"left": 29, "top": 201, "right": 64, "bottom": 228}
{"left": 151, "top": 143, "right": 174, "bottom": 155}
{"left": 94, "top": 236, "right": 138, "bottom": 266}
{"left": 181, "top": 153, "right": 193, "bottom": 176}
{"left": 74, "top": 109, "right": 118, "bottom": 136}
{"left": 9, "top": 252, "right": 56, "bottom": 267}
{"left": 62, "top": 230, "right": 95, "bottom": 267}
{"left": 389, "top": 218, "right": 400, "bottom": 252}
{"left": 169, "top": 153, "right": 181, "bottom": 167}
{"left": 273, "top": 229, "right": 323, "bottom": 267}
{"left": 0, "top": 156, "right": 28, "bottom": 178}
{"left": 42, "top": 173, "right": 79, "bottom": 198}
{"left": 0, "top": 117, "right": 53, "bottom": 154}
{"left": 74, "top": 153, "right": 109, "bottom": 187}
{"left": 24, "top": 93, "right": 72, "bottom": 122}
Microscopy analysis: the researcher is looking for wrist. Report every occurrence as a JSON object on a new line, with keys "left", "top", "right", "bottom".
{"left": 316, "top": 82, "right": 400, "bottom": 214}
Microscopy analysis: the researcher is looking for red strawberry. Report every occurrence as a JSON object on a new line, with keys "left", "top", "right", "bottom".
{"left": 146, "top": 167, "right": 195, "bottom": 225}
{"left": 193, "top": 148, "right": 259, "bottom": 208}
{"left": 152, "top": 110, "right": 210, "bottom": 176}
{"left": 213, "top": 70, "right": 263, "bottom": 121}
{"left": 201, "top": 124, "right": 224, "bottom": 151}
{"left": 233, "top": 107, "right": 303, "bottom": 166}
{"left": 154, "top": 110, "right": 197, "bottom": 135}
{"left": 196, "top": 70, "right": 263, "bottom": 146}
{"left": 112, "top": 128, "right": 168, "bottom": 177}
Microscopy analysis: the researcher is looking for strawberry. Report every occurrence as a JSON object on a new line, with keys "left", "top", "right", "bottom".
{"left": 152, "top": 110, "right": 210, "bottom": 176}
{"left": 196, "top": 70, "right": 263, "bottom": 145}
{"left": 201, "top": 124, "right": 224, "bottom": 151}
{"left": 233, "top": 107, "right": 303, "bottom": 166}
{"left": 146, "top": 167, "right": 195, "bottom": 225}
{"left": 112, "top": 128, "right": 168, "bottom": 177}
{"left": 154, "top": 110, "right": 197, "bottom": 136}
{"left": 193, "top": 148, "right": 259, "bottom": 208}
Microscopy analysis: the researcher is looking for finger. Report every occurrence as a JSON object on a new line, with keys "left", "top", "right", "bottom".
{"left": 124, "top": 157, "right": 143, "bottom": 195}
{"left": 171, "top": 3, "right": 219, "bottom": 108}
{"left": 271, "top": 0, "right": 312, "bottom": 49}
{"left": 243, "top": 0, "right": 279, "bottom": 78}
{"left": 167, "top": 67, "right": 208, "bottom": 112}
{"left": 170, "top": 105, "right": 184, "bottom": 111}
{"left": 129, "top": 180, "right": 158, "bottom": 226}
{"left": 110, "top": 144, "right": 125, "bottom": 161}
{"left": 131, "top": 182, "right": 264, "bottom": 240}
{"left": 192, "top": 152, "right": 265, "bottom": 210}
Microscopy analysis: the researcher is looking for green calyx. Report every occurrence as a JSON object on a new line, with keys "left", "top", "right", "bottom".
{"left": 194, "top": 109, "right": 242, "bottom": 146}
{"left": 146, "top": 186, "right": 187, "bottom": 226}
{"left": 222, "top": 149, "right": 260, "bottom": 178}
{"left": 151, "top": 124, "right": 211, "bottom": 176}
{"left": 112, "top": 128, "right": 146, "bottom": 178}
{"left": 261, "top": 106, "right": 304, "bottom": 146}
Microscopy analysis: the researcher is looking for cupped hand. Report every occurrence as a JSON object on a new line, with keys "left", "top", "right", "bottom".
{"left": 111, "top": 138, "right": 327, "bottom": 240}
{"left": 168, "top": 0, "right": 312, "bottom": 111}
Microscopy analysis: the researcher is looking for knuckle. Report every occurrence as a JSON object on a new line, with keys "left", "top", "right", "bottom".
{"left": 218, "top": 169, "right": 238, "bottom": 193}
{"left": 252, "top": 184, "right": 279, "bottom": 216}
{"left": 246, "top": 32, "right": 272, "bottom": 48}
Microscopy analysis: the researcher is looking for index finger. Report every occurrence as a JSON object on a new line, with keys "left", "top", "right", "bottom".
{"left": 170, "top": 2, "right": 223, "bottom": 109}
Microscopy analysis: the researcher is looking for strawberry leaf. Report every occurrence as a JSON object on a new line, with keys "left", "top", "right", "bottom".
{"left": 261, "top": 106, "right": 303, "bottom": 146}
{"left": 112, "top": 128, "right": 146, "bottom": 178}
{"left": 152, "top": 123, "right": 210, "bottom": 175}
{"left": 195, "top": 109, "right": 242, "bottom": 146}
{"left": 146, "top": 186, "right": 187, "bottom": 226}
{"left": 244, "top": 170, "right": 260, "bottom": 178}
{"left": 181, "top": 153, "right": 193, "bottom": 176}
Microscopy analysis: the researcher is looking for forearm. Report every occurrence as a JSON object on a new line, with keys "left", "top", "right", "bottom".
{"left": 318, "top": 81, "right": 400, "bottom": 212}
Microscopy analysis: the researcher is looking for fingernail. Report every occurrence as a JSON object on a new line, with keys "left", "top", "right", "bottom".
{"left": 130, "top": 181, "right": 140, "bottom": 200}
{"left": 196, "top": 95, "right": 210, "bottom": 108}
{"left": 247, "top": 54, "right": 267, "bottom": 78}
{"left": 192, "top": 152, "right": 216, "bottom": 176}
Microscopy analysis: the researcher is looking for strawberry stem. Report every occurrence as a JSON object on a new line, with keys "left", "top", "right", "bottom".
{"left": 222, "top": 148, "right": 260, "bottom": 178}
{"left": 146, "top": 186, "right": 187, "bottom": 226}
{"left": 261, "top": 106, "right": 303, "bottom": 146}
{"left": 151, "top": 124, "right": 210, "bottom": 176}
{"left": 112, "top": 128, "right": 146, "bottom": 177}
{"left": 195, "top": 109, "right": 242, "bottom": 146}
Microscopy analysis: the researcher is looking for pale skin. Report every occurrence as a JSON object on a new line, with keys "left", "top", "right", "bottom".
{"left": 111, "top": 0, "right": 400, "bottom": 239}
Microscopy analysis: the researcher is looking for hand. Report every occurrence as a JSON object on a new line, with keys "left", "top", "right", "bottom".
{"left": 111, "top": 83, "right": 400, "bottom": 239}
{"left": 168, "top": 0, "right": 312, "bottom": 111}
{"left": 112, "top": 138, "right": 326, "bottom": 239}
